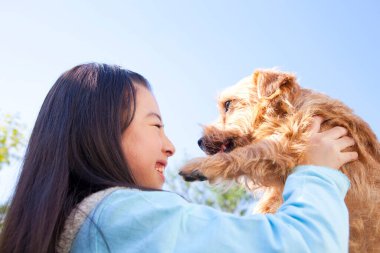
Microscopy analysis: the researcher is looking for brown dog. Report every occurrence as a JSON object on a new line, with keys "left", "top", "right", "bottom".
{"left": 179, "top": 69, "right": 380, "bottom": 253}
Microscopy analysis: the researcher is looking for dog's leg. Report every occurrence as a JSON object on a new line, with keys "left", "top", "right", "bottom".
{"left": 180, "top": 137, "right": 302, "bottom": 185}
{"left": 179, "top": 136, "right": 304, "bottom": 214}
{"left": 253, "top": 187, "right": 284, "bottom": 214}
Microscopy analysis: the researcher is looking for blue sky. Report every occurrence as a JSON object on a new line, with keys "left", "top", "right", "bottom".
{"left": 0, "top": 1, "right": 379, "bottom": 203}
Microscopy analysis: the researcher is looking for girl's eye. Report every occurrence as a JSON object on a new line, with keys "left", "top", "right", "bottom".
{"left": 224, "top": 100, "right": 231, "bottom": 112}
{"left": 154, "top": 124, "right": 163, "bottom": 129}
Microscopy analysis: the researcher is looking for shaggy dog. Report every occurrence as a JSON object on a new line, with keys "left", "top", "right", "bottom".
{"left": 179, "top": 69, "right": 380, "bottom": 253}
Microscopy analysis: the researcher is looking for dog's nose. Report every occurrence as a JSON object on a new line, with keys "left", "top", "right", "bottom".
{"left": 198, "top": 137, "right": 206, "bottom": 151}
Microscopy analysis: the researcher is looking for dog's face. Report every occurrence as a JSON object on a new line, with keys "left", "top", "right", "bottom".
{"left": 199, "top": 70, "right": 301, "bottom": 155}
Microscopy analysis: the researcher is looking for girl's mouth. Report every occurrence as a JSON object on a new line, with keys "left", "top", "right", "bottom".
{"left": 155, "top": 163, "right": 165, "bottom": 173}
{"left": 155, "top": 161, "right": 166, "bottom": 181}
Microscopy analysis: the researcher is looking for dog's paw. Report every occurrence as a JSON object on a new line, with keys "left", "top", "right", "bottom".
{"left": 178, "top": 158, "right": 208, "bottom": 182}
{"left": 179, "top": 169, "right": 208, "bottom": 182}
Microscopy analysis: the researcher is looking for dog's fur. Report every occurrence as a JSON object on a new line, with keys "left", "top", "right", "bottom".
{"left": 179, "top": 69, "right": 380, "bottom": 253}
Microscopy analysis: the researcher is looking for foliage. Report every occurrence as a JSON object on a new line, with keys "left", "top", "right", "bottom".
{"left": 0, "top": 113, "right": 24, "bottom": 171}
{"left": 0, "top": 204, "right": 7, "bottom": 230}
{"left": 0, "top": 113, "right": 25, "bottom": 230}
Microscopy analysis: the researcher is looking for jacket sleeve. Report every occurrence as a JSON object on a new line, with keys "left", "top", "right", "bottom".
{"left": 77, "top": 165, "right": 350, "bottom": 253}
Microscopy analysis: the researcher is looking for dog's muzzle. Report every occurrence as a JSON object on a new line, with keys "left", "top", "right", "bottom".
{"left": 198, "top": 137, "right": 235, "bottom": 155}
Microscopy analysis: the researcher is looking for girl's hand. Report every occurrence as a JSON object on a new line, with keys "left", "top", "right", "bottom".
{"left": 303, "top": 117, "right": 358, "bottom": 169}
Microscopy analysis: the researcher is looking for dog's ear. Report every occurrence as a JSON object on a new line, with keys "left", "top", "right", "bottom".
{"left": 253, "top": 70, "right": 299, "bottom": 100}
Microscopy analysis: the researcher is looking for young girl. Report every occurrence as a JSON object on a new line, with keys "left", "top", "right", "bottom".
{"left": 0, "top": 63, "right": 357, "bottom": 253}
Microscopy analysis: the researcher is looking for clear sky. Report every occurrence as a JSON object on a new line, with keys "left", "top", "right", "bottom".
{"left": 0, "top": 0, "right": 379, "bottom": 203}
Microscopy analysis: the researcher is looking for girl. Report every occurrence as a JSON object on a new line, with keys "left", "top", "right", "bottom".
{"left": 0, "top": 63, "right": 357, "bottom": 253}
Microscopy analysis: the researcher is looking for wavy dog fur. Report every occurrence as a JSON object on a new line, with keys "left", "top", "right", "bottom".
{"left": 180, "top": 69, "right": 380, "bottom": 253}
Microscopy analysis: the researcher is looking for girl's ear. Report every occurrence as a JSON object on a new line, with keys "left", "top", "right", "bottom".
{"left": 253, "top": 69, "right": 300, "bottom": 100}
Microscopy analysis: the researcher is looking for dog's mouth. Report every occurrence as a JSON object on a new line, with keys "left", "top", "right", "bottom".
{"left": 198, "top": 137, "right": 236, "bottom": 155}
{"left": 220, "top": 139, "right": 235, "bottom": 153}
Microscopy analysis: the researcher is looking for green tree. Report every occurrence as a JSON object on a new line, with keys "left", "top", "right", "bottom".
{"left": 0, "top": 113, "right": 25, "bottom": 229}
{"left": 0, "top": 114, "right": 24, "bottom": 170}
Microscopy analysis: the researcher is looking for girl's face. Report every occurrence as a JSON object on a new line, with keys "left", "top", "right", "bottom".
{"left": 121, "top": 86, "right": 175, "bottom": 189}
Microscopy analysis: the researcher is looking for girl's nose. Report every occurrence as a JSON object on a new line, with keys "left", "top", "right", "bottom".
{"left": 164, "top": 135, "right": 176, "bottom": 157}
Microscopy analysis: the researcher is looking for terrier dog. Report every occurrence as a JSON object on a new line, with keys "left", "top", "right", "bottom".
{"left": 179, "top": 69, "right": 380, "bottom": 253}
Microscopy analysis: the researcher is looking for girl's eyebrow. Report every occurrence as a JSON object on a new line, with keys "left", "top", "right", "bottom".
{"left": 146, "top": 112, "right": 162, "bottom": 122}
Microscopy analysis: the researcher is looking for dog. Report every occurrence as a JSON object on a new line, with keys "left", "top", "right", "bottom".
{"left": 179, "top": 69, "right": 380, "bottom": 253}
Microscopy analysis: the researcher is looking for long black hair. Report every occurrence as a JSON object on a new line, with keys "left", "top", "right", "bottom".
{"left": 0, "top": 63, "right": 151, "bottom": 253}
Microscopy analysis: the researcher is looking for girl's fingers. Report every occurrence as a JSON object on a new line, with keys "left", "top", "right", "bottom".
{"left": 336, "top": 136, "right": 356, "bottom": 150}
{"left": 340, "top": 151, "right": 359, "bottom": 164}
{"left": 309, "top": 116, "right": 324, "bottom": 134}
{"left": 322, "top": 126, "right": 348, "bottom": 140}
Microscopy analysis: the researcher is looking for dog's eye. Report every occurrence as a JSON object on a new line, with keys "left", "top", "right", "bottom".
{"left": 224, "top": 100, "right": 231, "bottom": 112}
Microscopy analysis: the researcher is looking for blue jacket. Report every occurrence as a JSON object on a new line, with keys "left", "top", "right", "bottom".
{"left": 71, "top": 165, "right": 350, "bottom": 253}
